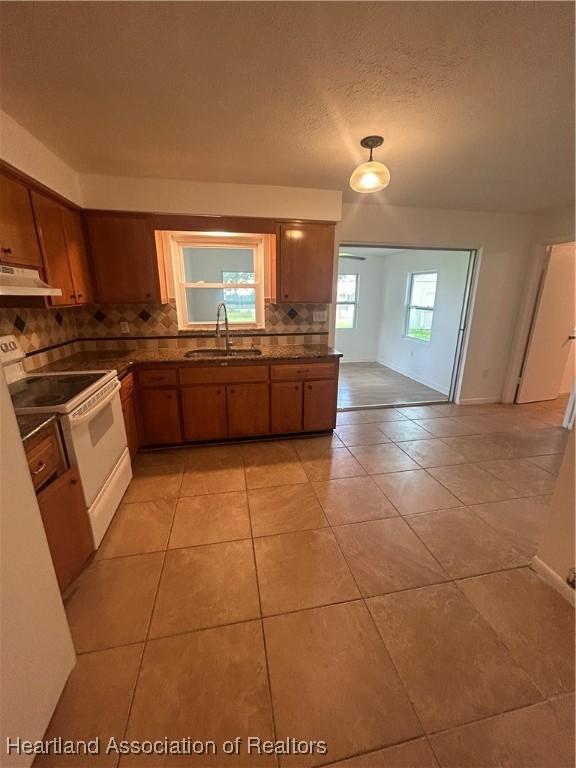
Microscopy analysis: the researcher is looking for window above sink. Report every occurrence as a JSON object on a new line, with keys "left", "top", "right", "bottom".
{"left": 164, "top": 231, "right": 271, "bottom": 331}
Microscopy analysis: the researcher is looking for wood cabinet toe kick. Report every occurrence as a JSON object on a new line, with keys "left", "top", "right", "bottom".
{"left": 130, "top": 357, "right": 340, "bottom": 446}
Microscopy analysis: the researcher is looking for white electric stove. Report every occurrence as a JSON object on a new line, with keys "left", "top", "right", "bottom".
{"left": 1, "top": 335, "right": 132, "bottom": 545}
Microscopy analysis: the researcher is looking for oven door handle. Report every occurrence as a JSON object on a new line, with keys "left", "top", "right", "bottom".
{"left": 69, "top": 381, "right": 121, "bottom": 427}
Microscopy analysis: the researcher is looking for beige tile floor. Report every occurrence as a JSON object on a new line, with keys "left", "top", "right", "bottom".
{"left": 40, "top": 399, "right": 574, "bottom": 768}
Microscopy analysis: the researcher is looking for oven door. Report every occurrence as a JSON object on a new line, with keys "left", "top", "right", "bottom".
{"left": 61, "top": 379, "right": 128, "bottom": 507}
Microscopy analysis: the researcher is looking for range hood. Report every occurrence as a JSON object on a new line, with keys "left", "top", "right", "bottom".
{"left": 0, "top": 266, "right": 62, "bottom": 297}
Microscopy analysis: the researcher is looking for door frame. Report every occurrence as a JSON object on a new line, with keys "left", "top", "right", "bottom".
{"left": 332, "top": 242, "right": 479, "bottom": 408}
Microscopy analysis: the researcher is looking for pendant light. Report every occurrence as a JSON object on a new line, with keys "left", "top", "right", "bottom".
{"left": 349, "top": 135, "right": 390, "bottom": 193}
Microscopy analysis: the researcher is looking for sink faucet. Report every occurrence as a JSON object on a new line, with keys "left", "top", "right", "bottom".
{"left": 215, "top": 302, "right": 232, "bottom": 354}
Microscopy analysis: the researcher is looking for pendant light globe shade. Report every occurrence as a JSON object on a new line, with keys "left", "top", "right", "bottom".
{"left": 350, "top": 160, "right": 391, "bottom": 193}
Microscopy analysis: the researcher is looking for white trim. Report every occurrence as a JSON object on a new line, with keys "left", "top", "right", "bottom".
{"left": 531, "top": 556, "right": 575, "bottom": 606}
{"left": 170, "top": 233, "right": 266, "bottom": 331}
{"left": 457, "top": 396, "right": 500, "bottom": 405}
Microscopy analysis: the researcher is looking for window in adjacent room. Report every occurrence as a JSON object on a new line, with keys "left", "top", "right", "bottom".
{"left": 336, "top": 273, "right": 359, "bottom": 329}
{"left": 170, "top": 234, "right": 266, "bottom": 329}
{"left": 405, "top": 271, "right": 438, "bottom": 341}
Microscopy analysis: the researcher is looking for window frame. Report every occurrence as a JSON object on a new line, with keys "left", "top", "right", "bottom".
{"left": 170, "top": 234, "right": 266, "bottom": 330}
{"left": 336, "top": 272, "right": 359, "bottom": 330}
{"left": 404, "top": 270, "right": 438, "bottom": 343}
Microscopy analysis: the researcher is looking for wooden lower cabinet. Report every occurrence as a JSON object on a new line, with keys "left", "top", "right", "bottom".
{"left": 138, "top": 388, "right": 182, "bottom": 445}
{"left": 182, "top": 385, "right": 227, "bottom": 441}
{"left": 227, "top": 383, "right": 270, "bottom": 436}
{"left": 135, "top": 360, "right": 339, "bottom": 445}
{"left": 122, "top": 394, "right": 139, "bottom": 458}
{"left": 303, "top": 379, "right": 338, "bottom": 431}
{"left": 271, "top": 381, "right": 303, "bottom": 433}
{"left": 37, "top": 467, "right": 94, "bottom": 592}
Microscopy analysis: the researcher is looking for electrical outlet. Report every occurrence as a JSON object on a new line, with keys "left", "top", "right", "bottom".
{"left": 313, "top": 311, "right": 328, "bottom": 323}
{"left": 120, "top": 321, "right": 130, "bottom": 334}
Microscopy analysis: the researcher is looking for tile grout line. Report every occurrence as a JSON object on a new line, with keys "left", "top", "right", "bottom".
{"left": 243, "top": 453, "right": 281, "bottom": 768}
{"left": 305, "top": 479, "right": 434, "bottom": 764}
{"left": 115, "top": 482, "right": 181, "bottom": 749}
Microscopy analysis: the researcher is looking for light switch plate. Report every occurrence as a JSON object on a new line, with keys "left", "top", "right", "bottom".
{"left": 313, "top": 311, "right": 328, "bottom": 322}
{"left": 120, "top": 322, "right": 130, "bottom": 334}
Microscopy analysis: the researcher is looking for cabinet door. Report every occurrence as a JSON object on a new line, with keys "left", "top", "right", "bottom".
{"left": 61, "top": 207, "right": 93, "bottom": 304}
{"left": 303, "top": 379, "right": 338, "bottom": 431}
{"left": 37, "top": 467, "right": 94, "bottom": 592}
{"left": 271, "top": 381, "right": 303, "bottom": 434}
{"left": 0, "top": 173, "right": 42, "bottom": 267}
{"left": 122, "top": 394, "right": 140, "bottom": 459}
{"left": 278, "top": 222, "right": 335, "bottom": 303}
{"left": 182, "top": 385, "right": 228, "bottom": 441}
{"left": 138, "top": 388, "right": 182, "bottom": 445}
{"left": 31, "top": 191, "right": 76, "bottom": 306}
{"left": 227, "top": 383, "right": 270, "bottom": 436}
{"left": 86, "top": 213, "right": 164, "bottom": 303}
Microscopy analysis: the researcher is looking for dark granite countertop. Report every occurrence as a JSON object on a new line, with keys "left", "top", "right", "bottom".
{"left": 16, "top": 413, "right": 59, "bottom": 443}
{"left": 36, "top": 344, "right": 342, "bottom": 377}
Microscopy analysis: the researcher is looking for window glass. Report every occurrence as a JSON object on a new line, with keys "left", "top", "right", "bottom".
{"left": 185, "top": 287, "right": 257, "bottom": 324}
{"left": 410, "top": 273, "right": 437, "bottom": 307}
{"left": 336, "top": 273, "right": 359, "bottom": 329}
{"left": 182, "top": 247, "right": 253, "bottom": 283}
{"left": 406, "top": 272, "right": 437, "bottom": 341}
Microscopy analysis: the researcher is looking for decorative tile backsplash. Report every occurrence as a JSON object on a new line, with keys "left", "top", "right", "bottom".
{"left": 0, "top": 299, "right": 330, "bottom": 358}
{"left": 0, "top": 306, "right": 78, "bottom": 354}
{"left": 74, "top": 300, "right": 329, "bottom": 338}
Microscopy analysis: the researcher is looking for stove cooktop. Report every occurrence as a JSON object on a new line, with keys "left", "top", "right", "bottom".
{"left": 9, "top": 373, "right": 108, "bottom": 409}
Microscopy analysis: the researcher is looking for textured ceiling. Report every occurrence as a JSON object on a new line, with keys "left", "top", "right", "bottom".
{"left": 0, "top": 2, "right": 574, "bottom": 212}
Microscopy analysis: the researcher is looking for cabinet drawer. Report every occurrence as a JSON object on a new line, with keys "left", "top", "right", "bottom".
{"left": 138, "top": 368, "right": 179, "bottom": 387}
{"left": 271, "top": 362, "right": 338, "bottom": 381}
{"left": 26, "top": 431, "right": 63, "bottom": 490}
{"left": 180, "top": 365, "right": 268, "bottom": 385}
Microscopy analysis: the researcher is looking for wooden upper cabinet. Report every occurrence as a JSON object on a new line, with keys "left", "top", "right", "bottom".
{"left": 276, "top": 222, "right": 335, "bottom": 303}
{"left": 30, "top": 191, "right": 93, "bottom": 306}
{"left": 86, "top": 213, "right": 167, "bottom": 303}
{"left": 31, "top": 192, "right": 76, "bottom": 306}
{"left": 61, "top": 207, "right": 93, "bottom": 304}
{"left": 0, "top": 173, "right": 42, "bottom": 268}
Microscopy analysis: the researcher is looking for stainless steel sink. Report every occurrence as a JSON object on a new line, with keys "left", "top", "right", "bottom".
{"left": 184, "top": 348, "right": 262, "bottom": 358}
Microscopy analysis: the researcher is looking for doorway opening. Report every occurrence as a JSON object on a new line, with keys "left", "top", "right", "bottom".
{"left": 515, "top": 241, "right": 575, "bottom": 427}
{"left": 335, "top": 245, "right": 476, "bottom": 409}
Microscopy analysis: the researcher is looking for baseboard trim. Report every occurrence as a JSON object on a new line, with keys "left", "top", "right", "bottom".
{"left": 457, "top": 396, "right": 500, "bottom": 405}
{"left": 531, "top": 556, "right": 575, "bottom": 606}
{"left": 376, "top": 358, "right": 449, "bottom": 397}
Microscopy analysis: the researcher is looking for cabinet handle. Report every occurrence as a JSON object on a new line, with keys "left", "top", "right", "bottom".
{"left": 217, "top": 389, "right": 222, "bottom": 395}
{"left": 70, "top": 477, "right": 78, "bottom": 485}
{"left": 70, "top": 294, "right": 76, "bottom": 299}
{"left": 32, "top": 461, "right": 46, "bottom": 475}
{"left": 2, "top": 247, "right": 13, "bottom": 255}
{"left": 145, "top": 293, "right": 151, "bottom": 298}
{"left": 307, "top": 385, "right": 312, "bottom": 390}
{"left": 77, "top": 293, "right": 83, "bottom": 299}
{"left": 149, "top": 376, "right": 165, "bottom": 381}
{"left": 230, "top": 388, "right": 235, "bottom": 394}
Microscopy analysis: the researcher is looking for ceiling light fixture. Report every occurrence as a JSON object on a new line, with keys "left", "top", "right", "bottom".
{"left": 349, "top": 136, "right": 390, "bottom": 194}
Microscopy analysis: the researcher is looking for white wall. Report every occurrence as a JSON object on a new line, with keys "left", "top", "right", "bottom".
{"left": 533, "top": 428, "right": 575, "bottom": 605}
{"left": 0, "top": 110, "right": 82, "bottom": 204}
{"left": 337, "top": 202, "right": 535, "bottom": 403}
{"left": 0, "top": 371, "right": 76, "bottom": 767}
{"left": 335, "top": 255, "right": 384, "bottom": 361}
{"left": 80, "top": 174, "right": 342, "bottom": 221}
{"left": 376, "top": 250, "right": 470, "bottom": 395}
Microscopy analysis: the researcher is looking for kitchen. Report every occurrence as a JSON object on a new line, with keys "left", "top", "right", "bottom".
{"left": 0, "top": 167, "right": 343, "bottom": 582}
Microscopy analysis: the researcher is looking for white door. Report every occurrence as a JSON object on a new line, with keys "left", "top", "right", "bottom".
{"left": 517, "top": 242, "right": 576, "bottom": 403}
